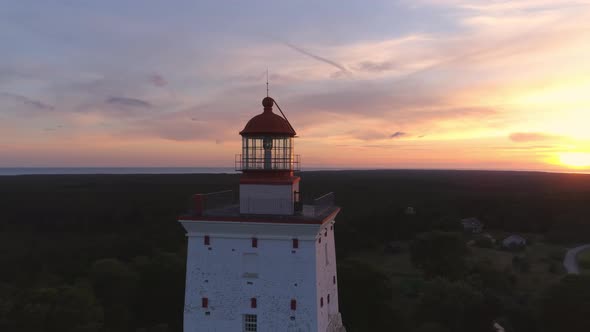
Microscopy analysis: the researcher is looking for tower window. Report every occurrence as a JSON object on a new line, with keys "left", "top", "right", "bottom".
{"left": 242, "top": 253, "right": 259, "bottom": 278}
{"left": 333, "top": 275, "right": 336, "bottom": 284}
{"left": 243, "top": 314, "right": 257, "bottom": 332}
{"left": 252, "top": 237, "right": 258, "bottom": 248}
{"left": 292, "top": 238, "right": 299, "bottom": 249}
{"left": 204, "top": 235, "right": 210, "bottom": 246}
{"left": 320, "top": 297, "right": 324, "bottom": 307}
{"left": 202, "top": 297, "right": 208, "bottom": 308}
{"left": 290, "top": 299, "right": 297, "bottom": 310}
{"left": 251, "top": 298, "right": 257, "bottom": 308}
{"left": 328, "top": 294, "right": 330, "bottom": 304}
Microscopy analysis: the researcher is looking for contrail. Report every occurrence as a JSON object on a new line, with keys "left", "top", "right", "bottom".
{"left": 284, "top": 42, "right": 351, "bottom": 75}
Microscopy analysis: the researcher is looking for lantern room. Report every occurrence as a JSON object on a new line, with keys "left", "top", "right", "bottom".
{"left": 236, "top": 96, "right": 301, "bottom": 215}
{"left": 236, "top": 96, "right": 300, "bottom": 172}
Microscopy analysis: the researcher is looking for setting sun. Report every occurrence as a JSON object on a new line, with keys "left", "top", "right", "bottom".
{"left": 558, "top": 152, "right": 590, "bottom": 168}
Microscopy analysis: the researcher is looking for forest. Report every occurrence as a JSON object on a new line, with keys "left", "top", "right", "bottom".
{"left": 1, "top": 170, "right": 590, "bottom": 331}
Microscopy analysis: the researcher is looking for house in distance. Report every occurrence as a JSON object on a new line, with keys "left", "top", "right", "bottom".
{"left": 461, "top": 217, "right": 484, "bottom": 234}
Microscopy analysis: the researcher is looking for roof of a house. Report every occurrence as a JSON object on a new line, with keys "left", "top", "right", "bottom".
{"left": 461, "top": 217, "right": 482, "bottom": 225}
{"left": 503, "top": 234, "right": 526, "bottom": 243}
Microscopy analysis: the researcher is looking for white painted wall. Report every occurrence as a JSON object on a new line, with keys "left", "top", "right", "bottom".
{"left": 315, "top": 222, "right": 340, "bottom": 332}
{"left": 181, "top": 219, "right": 340, "bottom": 332}
{"left": 240, "top": 184, "right": 295, "bottom": 215}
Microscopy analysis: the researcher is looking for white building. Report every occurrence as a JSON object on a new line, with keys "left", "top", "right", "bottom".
{"left": 502, "top": 234, "right": 527, "bottom": 248}
{"left": 461, "top": 217, "right": 483, "bottom": 233}
{"left": 179, "top": 96, "right": 346, "bottom": 332}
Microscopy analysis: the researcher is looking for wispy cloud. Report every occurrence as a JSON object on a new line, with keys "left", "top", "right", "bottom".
{"left": 148, "top": 73, "right": 167, "bottom": 87}
{"left": 284, "top": 42, "right": 351, "bottom": 76}
{"left": 0, "top": 92, "right": 54, "bottom": 111}
{"left": 355, "top": 60, "right": 398, "bottom": 73}
{"left": 509, "top": 132, "right": 563, "bottom": 142}
{"left": 390, "top": 131, "right": 407, "bottom": 139}
{"left": 106, "top": 97, "right": 151, "bottom": 108}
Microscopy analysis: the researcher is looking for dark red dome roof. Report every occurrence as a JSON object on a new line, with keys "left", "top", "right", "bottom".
{"left": 239, "top": 97, "right": 296, "bottom": 136}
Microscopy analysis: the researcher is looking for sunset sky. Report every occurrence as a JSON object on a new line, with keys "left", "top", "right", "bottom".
{"left": 2, "top": 0, "right": 590, "bottom": 171}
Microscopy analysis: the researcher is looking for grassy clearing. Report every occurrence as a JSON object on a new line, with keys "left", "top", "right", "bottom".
{"left": 350, "top": 245, "right": 420, "bottom": 279}
{"left": 350, "top": 236, "right": 567, "bottom": 294}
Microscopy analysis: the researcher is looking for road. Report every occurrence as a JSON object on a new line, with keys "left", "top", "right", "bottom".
{"left": 563, "top": 244, "right": 590, "bottom": 274}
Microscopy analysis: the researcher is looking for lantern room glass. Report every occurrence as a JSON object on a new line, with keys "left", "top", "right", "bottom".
{"left": 242, "top": 136, "right": 294, "bottom": 170}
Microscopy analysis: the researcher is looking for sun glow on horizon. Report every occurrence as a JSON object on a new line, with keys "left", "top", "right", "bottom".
{"left": 558, "top": 152, "right": 590, "bottom": 168}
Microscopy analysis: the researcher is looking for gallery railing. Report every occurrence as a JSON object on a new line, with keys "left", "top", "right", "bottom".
{"left": 191, "top": 190, "right": 235, "bottom": 216}
{"left": 302, "top": 192, "right": 336, "bottom": 218}
{"left": 235, "top": 154, "right": 300, "bottom": 171}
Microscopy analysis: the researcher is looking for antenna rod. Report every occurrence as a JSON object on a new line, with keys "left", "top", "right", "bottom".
{"left": 266, "top": 68, "right": 269, "bottom": 97}
{"left": 273, "top": 100, "right": 296, "bottom": 134}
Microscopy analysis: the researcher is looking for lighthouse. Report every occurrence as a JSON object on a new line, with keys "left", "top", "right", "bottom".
{"left": 179, "top": 96, "right": 346, "bottom": 332}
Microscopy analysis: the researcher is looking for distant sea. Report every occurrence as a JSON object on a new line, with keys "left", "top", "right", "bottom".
{"left": 2, "top": 167, "right": 587, "bottom": 176}
{"left": 0, "top": 167, "right": 347, "bottom": 176}
{"left": 0, "top": 167, "right": 238, "bottom": 176}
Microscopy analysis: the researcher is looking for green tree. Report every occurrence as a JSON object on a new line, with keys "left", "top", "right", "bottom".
{"left": 134, "top": 252, "right": 185, "bottom": 331}
{"left": 415, "top": 278, "right": 495, "bottom": 332}
{"left": 410, "top": 231, "right": 469, "bottom": 279}
{"left": 7, "top": 284, "right": 103, "bottom": 332}
{"left": 538, "top": 275, "right": 590, "bottom": 332}
{"left": 338, "top": 261, "right": 405, "bottom": 331}
{"left": 90, "top": 258, "right": 138, "bottom": 331}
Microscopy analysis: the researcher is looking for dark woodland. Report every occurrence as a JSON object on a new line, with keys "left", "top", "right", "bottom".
{"left": 1, "top": 170, "right": 590, "bottom": 332}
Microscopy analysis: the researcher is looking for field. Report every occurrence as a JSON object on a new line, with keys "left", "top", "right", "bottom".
{"left": 349, "top": 235, "right": 567, "bottom": 295}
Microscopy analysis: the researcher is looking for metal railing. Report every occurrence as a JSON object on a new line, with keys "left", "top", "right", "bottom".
{"left": 192, "top": 190, "right": 236, "bottom": 215}
{"left": 235, "top": 154, "right": 300, "bottom": 171}
{"left": 188, "top": 189, "right": 336, "bottom": 219}
{"left": 302, "top": 192, "right": 336, "bottom": 218}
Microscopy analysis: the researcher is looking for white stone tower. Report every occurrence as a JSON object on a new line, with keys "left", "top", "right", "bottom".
{"left": 179, "top": 96, "right": 345, "bottom": 332}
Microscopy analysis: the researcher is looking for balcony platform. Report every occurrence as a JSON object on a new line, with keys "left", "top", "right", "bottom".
{"left": 179, "top": 205, "right": 340, "bottom": 225}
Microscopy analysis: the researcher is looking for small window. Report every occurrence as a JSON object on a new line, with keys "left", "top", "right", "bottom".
{"left": 325, "top": 243, "right": 329, "bottom": 265}
{"left": 292, "top": 238, "right": 299, "bottom": 249}
{"left": 202, "top": 297, "right": 208, "bottom": 308}
{"left": 324, "top": 229, "right": 327, "bottom": 237}
{"left": 244, "top": 314, "right": 257, "bottom": 332}
{"left": 318, "top": 237, "right": 321, "bottom": 244}
{"left": 204, "top": 235, "right": 210, "bottom": 246}
{"left": 251, "top": 298, "right": 257, "bottom": 308}
{"left": 242, "top": 253, "right": 259, "bottom": 278}
{"left": 320, "top": 297, "right": 324, "bottom": 307}
{"left": 328, "top": 294, "right": 330, "bottom": 304}
{"left": 252, "top": 237, "right": 258, "bottom": 248}
{"left": 290, "top": 299, "right": 297, "bottom": 310}
{"left": 333, "top": 275, "right": 336, "bottom": 284}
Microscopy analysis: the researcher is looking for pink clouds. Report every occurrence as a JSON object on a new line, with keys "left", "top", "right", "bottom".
{"left": 509, "top": 132, "right": 564, "bottom": 143}
{"left": 2, "top": 0, "right": 590, "bottom": 170}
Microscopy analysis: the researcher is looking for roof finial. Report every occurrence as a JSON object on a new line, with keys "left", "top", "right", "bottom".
{"left": 266, "top": 68, "right": 269, "bottom": 97}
